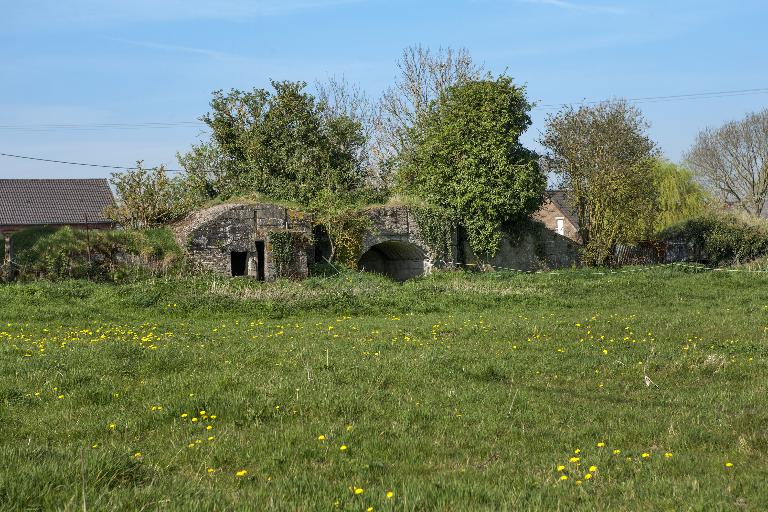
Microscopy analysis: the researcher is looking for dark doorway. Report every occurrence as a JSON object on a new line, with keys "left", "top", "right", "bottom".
{"left": 358, "top": 240, "right": 426, "bottom": 282}
{"left": 231, "top": 251, "right": 247, "bottom": 277}
{"left": 255, "top": 241, "right": 266, "bottom": 281}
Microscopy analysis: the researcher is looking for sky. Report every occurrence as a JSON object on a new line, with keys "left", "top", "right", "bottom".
{"left": 1, "top": 0, "right": 767, "bottom": 179}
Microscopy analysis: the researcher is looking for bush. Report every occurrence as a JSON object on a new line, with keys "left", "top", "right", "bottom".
{"left": 10, "top": 226, "right": 186, "bottom": 281}
{"left": 660, "top": 213, "right": 768, "bottom": 266}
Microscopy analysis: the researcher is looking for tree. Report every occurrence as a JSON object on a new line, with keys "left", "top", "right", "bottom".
{"left": 177, "top": 80, "right": 368, "bottom": 205}
{"left": 540, "top": 100, "right": 658, "bottom": 265}
{"left": 685, "top": 109, "right": 768, "bottom": 217}
{"left": 398, "top": 75, "right": 544, "bottom": 259}
{"left": 109, "top": 163, "right": 194, "bottom": 229}
{"left": 652, "top": 159, "right": 711, "bottom": 231}
{"left": 375, "top": 45, "right": 485, "bottom": 186}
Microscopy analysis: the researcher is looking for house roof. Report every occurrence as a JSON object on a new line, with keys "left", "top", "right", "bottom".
{"left": 546, "top": 189, "right": 579, "bottom": 228}
{"left": 0, "top": 178, "right": 114, "bottom": 227}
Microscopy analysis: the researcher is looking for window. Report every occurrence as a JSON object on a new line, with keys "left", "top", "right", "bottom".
{"left": 555, "top": 217, "right": 565, "bottom": 236}
{"left": 231, "top": 251, "right": 248, "bottom": 276}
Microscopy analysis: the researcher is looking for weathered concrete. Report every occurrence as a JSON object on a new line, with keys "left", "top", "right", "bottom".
{"left": 177, "top": 202, "right": 580, "bottom": 281}
{"left": 357, "top": 206, "right": 439, "bottom": 281}
{"left": 173, "top": 203, "right": 313, "bottom": 280}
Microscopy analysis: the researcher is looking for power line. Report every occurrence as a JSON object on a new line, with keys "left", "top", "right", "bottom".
{"left": 533, "top": 87, "right": 768, "bottom": 111}
{"left": 0, "top": 152, "right": 183, "bottom": 172}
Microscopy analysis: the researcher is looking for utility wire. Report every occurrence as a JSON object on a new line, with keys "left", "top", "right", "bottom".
{"left": 0, "top": 87, "right": 766, "bottom": 131}
{"left": 0, "top": 152, "right": 183, "bottom": 172}
{"left": 533, "top": 87, "right": 768, "bottom": 111}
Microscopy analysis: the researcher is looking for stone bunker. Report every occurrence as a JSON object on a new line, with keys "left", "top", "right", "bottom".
{"left": 174, "top": 201, "right": 580, "bottom": 282}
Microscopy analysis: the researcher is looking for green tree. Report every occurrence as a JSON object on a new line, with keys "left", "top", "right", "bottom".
{"left": 177, "top": 81, "right": 368, "bottom": 205}
{"left": 540, "top": 100, "right": 658, "bottom": 265}
{"left": 109, "top": 163, "right": 194, "bottom": 229}
{"left": 398, "top": 76, "right": 544, "bottom": 259}
{"left": 652, "top": 159, "right": 711, "bottom": 231}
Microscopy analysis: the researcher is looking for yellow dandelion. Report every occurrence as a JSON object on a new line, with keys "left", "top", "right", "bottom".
{"left": 207, "top": 468, "right": 215, "bottom": 473}
{"left": 208, "top": 436, "right": 215, "bottom": 441}
{"left": 206, "top": 425, "right": 213, "bottom": 430}
{"left": 340, "top": 445, "right": 348, "bottom": 451}
{"left": 588, "top": 465, "right": 597, "bottom": 472}
{"left": 559, "top": 475, "right": 568, "bottom": 481}
{"left": 575, "top": 480, "right": 582, "bottom": 485}
{"left": 199, "top": 410, "right": 206, "bottom": 415}
{"left": 641, "top": 453, "right": 650, "bottom": 458}
{"left": 556, "top": 465, "right": 565, "bottom": 471}
{"left": 584, "top": 473, "right": 592, "bottom": 480}
{"left": 181, "top": 413, "right": 188, "bottom": 418}
{"left": 612, "top": 449, "right": 621, "bottom": 455}
{"left": 664, "top": 452, "right": 673, "bottom": 458}
{"left": 192, "top": 417, "right": 198, "bottom": 423}
{"left": 597, "top": 442, "right": 605, "bottom": 447}
{"left": 318, "top": 435, "right": 326, "bottom": 441}
{"left": 574, "top": 449, "right": 581, "bottom": 454}
{"left": 354, "top": 487, "right": 364, "bottom": 495}
{"left": 236, "top": 470, "right": 248, "bottom": 477}
{"left": 386, "top": 491, "right": 394, "bottom": 499}
{"left": 725, "top": 462, "right": 734, "bottom": 468}
{"left": 108, "top": 423, "right": 116, "bottom": 430}
{"left": 367, "top": 508, "right": 374, "bottom": 512}
{"left": 133, "top": 452, "right": 142, "bottom": 458}
{"left": 569, "top": 457, "right": 580, "bottom": 463}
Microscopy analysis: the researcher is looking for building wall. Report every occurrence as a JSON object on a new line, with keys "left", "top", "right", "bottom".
{"left": 462, "top": 220, "right": 580, "bottom": 271}
{"left": 532, "top": 199, "right": 580, "bottom": 243}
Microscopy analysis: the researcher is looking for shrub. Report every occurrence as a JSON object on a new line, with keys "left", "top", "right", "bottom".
{"left": 660, "top": 213, "right": 768, "bottom": 266}
{"left": 10, "top": 226, "right": 186, "bottom": 281}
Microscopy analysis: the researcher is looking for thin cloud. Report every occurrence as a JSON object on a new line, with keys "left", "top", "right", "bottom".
{"left": 519, "top": 0, "right": 625, "bottom": 14}
{"left": 6, "top": 0, "right": 365, "bottom": 26}
{"left": 111, "top": 38, "right": 244, "bottom": 61}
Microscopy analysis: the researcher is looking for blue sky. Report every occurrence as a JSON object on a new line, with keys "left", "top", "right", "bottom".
{"left": 1, "top": 0, "right": 767, "bottom": 179}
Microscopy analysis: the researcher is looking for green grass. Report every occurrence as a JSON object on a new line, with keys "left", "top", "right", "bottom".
{"left": 1, "top": 267, "right": 768, "bottom": 510}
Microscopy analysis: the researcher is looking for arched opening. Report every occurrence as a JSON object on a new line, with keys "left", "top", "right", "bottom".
{"left": 358, "top": 240, "right": 427, "bottom": 282}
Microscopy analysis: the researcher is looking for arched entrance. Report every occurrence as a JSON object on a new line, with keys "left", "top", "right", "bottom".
{"left": 358, "top": 240, "right": 427, "bottom": 282}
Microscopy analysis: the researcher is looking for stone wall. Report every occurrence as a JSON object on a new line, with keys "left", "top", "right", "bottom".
{"left": 173, "top": 203, "right": 313, "bottom": 280}
{"left": 462, "top": 220, "right": 580, "bottom": 271}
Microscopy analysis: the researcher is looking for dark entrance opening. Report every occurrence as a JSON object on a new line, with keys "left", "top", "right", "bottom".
{"left": 231, "top": 251, "right": 248, "bottom": 276}
{"left": 255, "top": 241, "right": 266, "bottom": 281}
{"left": 358, "top": 240, "right": 426, "bottom": 282}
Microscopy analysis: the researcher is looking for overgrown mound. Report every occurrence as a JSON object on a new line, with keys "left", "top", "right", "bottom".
{"left": 4, "top": 227, "right": 185, "bottom": 281}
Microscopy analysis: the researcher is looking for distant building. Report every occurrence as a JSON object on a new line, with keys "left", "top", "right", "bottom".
{"left": 1, "top": 178, "right": 115, "bottom": 279}
{"left": 533, "top": 189, "right": 581, "bottom": 243}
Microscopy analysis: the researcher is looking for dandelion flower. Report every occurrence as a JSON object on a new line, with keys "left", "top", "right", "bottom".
{"left": 181, "top": 413, "right": 188, "bottom": 418}
{"left": 340, "top": 445, "right": 348, "bottom": 451}
{"left": 641, "top": 453, "right": 650, "bottom": 458}
{"left": 597, "top": 442, "right": 605, "bottom": 447}
{"left": 207, "top": 468, "right": 215, "bottom": 473}
{"left": 133, "top": 452, "right": 142, "bottom": 458}
{"left": 386, "top": 491, "right": 394, "bottom": 499}
{"left": 559, "top": 475, "right": 568, "bottom": 481}
{"left": 206, "top": 425, "right": 213, "bottom": 430}
{"left": 574, "top": 449, "right": 581, "bottom": 454}
{"left": 236, "top": 470, "right": 248, "bottom": 477}
{"left": 612, "top": 449, "right": 621, "bottom": 455}
{"left": 318, "top": 435, "right": 326, "bottom": 441}
{"left": 354, "top": 487, "right": 364, "bottom": 495}
{"left": 725, "top": 462, "right": 734, "bottom": 468}
{"left": 589, "top": 465, "right": 597, "bottom": 472}
{"left": 584, "top": 473, "right": 593, "bottom": 480}
{"left": 108, "top": 423, "right": 116, "bottom": 430}
{"left": 664, "top": 452, "right": 673, "bottom": 458}
{"left": 208, "top": 436, "right": 215, "bottom": 441}
{"left": 367, "top": 508, "right": 374, "bottom": 512}
{"left": 556, "top": 465, "right": 565, "bottom": 472}
{"left": 569, "top": 457, "right": 580, "bottom": 463}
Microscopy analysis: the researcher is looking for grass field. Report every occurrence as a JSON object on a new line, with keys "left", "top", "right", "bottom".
{"left": 1, "top": 267, "right": 767, "bottom": 511}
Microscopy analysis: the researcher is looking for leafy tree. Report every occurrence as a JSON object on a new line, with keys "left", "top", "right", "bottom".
{"left": 652, "top": 159, "right": 711, "bottom": 231}
{"left": 540, "top": 100, "right": 658, "bottom": 266}
{"left": 685, "top": 108, "right": 768, "bottom": 217}
{"left": 109, "top": 163, "right": 194, "bottom": 229}
{"left": 375, "top": 45, "right": 485, "bottom": 187}
{"left": 398, "top": 76, "right": 544, "bottom": 259}
{"left": 177, "top": 80, "right": 368, "bottom": 205}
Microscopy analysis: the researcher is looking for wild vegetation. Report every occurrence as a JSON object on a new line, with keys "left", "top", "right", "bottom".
{"left": 1, "top": 268, "right": 767, "bottom": 510}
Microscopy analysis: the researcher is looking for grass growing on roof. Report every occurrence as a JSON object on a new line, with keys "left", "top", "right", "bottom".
{"left": 1, "top": 267, "right": 767, "bottom": 510}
